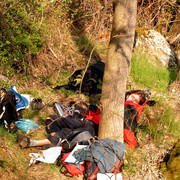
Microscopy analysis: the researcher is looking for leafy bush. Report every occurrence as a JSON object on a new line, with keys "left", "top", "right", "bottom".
{"left": 0, "top": 0, "right": 44, "bottom": 73}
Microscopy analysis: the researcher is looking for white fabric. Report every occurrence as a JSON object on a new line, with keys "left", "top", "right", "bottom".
{"left": 97, "top": 173, "right": 123, "bottom": 180}
{"left": 0, "top": 106, "right": 5, "bottom": 119}
{"left": 21, "top": 94, "right": 33, "bottom": 108}
{"left": 29, "top": 146, "right": 62, "bottom": 166}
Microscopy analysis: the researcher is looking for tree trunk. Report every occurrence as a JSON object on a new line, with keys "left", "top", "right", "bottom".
{"left": 98, "top": 0, "right": 137, "bottom": 143}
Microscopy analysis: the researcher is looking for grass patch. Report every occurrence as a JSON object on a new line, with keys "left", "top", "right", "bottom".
{"left": 137, "top": 103, "right": 179, "bottom": 150}
{"left": 130, "top": 53, "right": 178, "bottom": 92}
{"left": 158, "top": 108, "right": 179, "bottom": 138}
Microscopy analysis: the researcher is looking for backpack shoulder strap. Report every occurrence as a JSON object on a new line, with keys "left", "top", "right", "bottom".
{"left": 62, "top": 130, "right": 93, "bottom": 151}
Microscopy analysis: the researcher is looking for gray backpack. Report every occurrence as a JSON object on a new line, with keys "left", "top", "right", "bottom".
{"left": 61, "top": 130, "right": 93, "bottom": 151}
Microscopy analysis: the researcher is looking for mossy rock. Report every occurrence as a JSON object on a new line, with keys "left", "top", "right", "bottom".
{"left": 135, "top": 29, "right": 178, "bottom": 69}
{"left": 161, "top": 139, "right": 180, "bottom": 180}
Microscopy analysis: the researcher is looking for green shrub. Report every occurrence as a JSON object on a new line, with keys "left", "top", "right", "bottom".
{"left": 0, "top": 0, "right": 45, "bottom": 73}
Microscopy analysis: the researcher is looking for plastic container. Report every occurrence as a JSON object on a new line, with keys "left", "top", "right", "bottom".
{"left": 15, "top": 119, "right": 40, "bottom": 133}
{"left": 54, "top": 102, "right": 64, "bottom": 116}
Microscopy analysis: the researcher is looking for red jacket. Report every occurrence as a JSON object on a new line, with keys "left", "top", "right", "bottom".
{"left": 85, "top": 108, "right": 100, "bottom": 124}
{"left": 85, "top": 101, "right": 148, "bottom": 148}
{"left": 124, "top": 101, "right": 148, "bottom": 148}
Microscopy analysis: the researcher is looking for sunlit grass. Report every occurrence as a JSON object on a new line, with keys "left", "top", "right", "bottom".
{"left": 130, "top": 53, "right": 178, "bottom": 93}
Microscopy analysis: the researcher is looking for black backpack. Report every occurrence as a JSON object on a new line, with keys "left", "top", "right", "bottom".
{"left": 61, "top": 130, "right": 94, "bottom": 152}
{"left": 0, "top": 88, "right": 18, "bottom": 132}
{"left": 54, "top": 62, "right": 105, "bottom": 96}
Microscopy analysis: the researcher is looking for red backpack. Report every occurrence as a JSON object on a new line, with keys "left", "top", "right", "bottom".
{"left": 59, "top": 152, "right": 85, "bottom": 176}
{"left": 58, "top": 152, "right": 122, "bottom": 180}
{"left": 58, "top": 151, "right": 99, "bottom": 179}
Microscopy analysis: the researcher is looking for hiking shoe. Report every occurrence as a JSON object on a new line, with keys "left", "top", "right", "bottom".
{"left": 17, "top": 133, "right": 24, "bottom": 143}
{"left": 17, "top": 134, "right": 30, "bottom": 148}
{"left": 30, "top": 98, "right": 44, "bottom": 110}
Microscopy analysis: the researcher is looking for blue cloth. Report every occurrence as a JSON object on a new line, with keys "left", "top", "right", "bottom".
{"left": 10, "top": 85, "right": 28, "bottom": 111}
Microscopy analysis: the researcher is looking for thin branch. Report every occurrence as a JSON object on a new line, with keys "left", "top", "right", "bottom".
{"left": 48, "top": 45, "right": 60, "bottom": 60}
{"left": 79, "top": 45, "right": 96, "bottom": 95}
{"left": 38, "top": 4, "right": 44, "bottom": 30}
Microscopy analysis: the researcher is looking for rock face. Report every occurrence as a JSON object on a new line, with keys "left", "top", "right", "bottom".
{"left": 135, "top": 29, "right": 178, "bottom": 68}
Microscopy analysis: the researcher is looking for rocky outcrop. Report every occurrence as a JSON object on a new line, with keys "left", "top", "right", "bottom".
{"left": 135, "top": 29, "right": 178, "bottom": 69}
{"left": 161, "top": 139, "right": 180, "bottom": 180}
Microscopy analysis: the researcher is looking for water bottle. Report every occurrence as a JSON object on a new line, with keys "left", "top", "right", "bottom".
{"left": 54, "top": 102, "right": 64, "bottom": 116}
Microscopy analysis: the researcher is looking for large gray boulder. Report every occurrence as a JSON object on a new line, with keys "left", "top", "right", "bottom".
{"left": 135, "top": 29, "right": 178, "bottom": 69}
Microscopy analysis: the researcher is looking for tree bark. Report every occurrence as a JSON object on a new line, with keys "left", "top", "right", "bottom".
{"left": 98, "top": 0, "right": 137, "bottom": 143}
